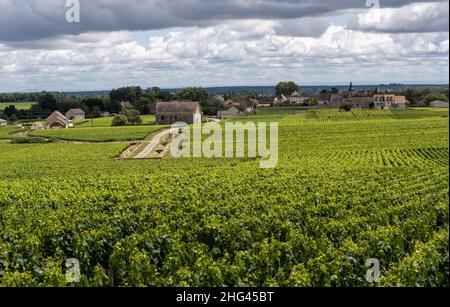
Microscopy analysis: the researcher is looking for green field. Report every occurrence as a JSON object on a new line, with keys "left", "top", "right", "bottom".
{"left": 0, "top": 126, "right": 24, "bottom": 140}
{"left": 0, "top": 109, "right": 448, "bottom": 287}
{"left": 0, "top": 102, "right": 36, "bottom": 110}
{"left": 30, "top": 125, "right": 166, "bottom": 142}
{"left": 74, "top": 115, "right": 156, "bottom": 127}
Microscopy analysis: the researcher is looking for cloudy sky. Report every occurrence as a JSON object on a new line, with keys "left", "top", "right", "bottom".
{"left": 0, "top": 0, "right": 449, "bottom": 92}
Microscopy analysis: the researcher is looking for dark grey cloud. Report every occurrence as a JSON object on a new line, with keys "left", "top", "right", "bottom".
{"left": 274, "top": 17, "right": 330, "bottom": 37}
{"left": 0, "top": 0, "right": 448, "bottom": 42}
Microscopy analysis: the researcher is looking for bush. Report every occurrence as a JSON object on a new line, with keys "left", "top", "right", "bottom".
{"left": 112, "top": 115, "right": 128, "bottom": 126}
{"left": 128, "top": 115, "right": 143, "bottom": 125}
{"left": 424, "top": 93, "right": 448, "bottom": 105}
{"left": 339, "top": 102, "right": 353, "bottom": 112}
{"left": 308, "top": 99, "right": 319, "bottom": 107}
{"left": 11, "top": 137, "right": 55, "bottom": 144}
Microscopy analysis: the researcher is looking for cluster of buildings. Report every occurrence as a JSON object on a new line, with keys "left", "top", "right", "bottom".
{"left": 44, "top": 109, "right": 87, "bottom": 129}
{"left": 2, "top": 85, "right": 446, "bottom": 130}
{"left": 342, "top": 83, "right": 407, "bottom": 109}
{"left": 256, "top": 83, "right": 409, "bottom": 110}
{"left": 216, "top": 98, "right": 256, "bottom": 119}
{"left": 28, "top": 108, "right": 86, "bottom": 130}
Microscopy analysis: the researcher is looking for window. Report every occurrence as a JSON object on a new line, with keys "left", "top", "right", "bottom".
{"left": 161, "top": 115, "right": 165, "bottom": 121}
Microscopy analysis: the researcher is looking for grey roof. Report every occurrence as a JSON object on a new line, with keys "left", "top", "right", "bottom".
{"left": 67, "top": 108, "right": 85, "bottom": 114}
{"left": 46, "top": 111, "right": 72, "bottom": 125}
{"left": 0, "top": 118, "right": 7, "bottom": 122}
{"left": 156, "top": 101, "right": 201, "bottom": 114}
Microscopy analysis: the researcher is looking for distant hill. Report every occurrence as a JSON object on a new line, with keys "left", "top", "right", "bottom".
{"left": 3, "top": 84, "right": 448, "bottom": 97}
{"left": 192, "top": 84, "right": 449, "bottom": 95}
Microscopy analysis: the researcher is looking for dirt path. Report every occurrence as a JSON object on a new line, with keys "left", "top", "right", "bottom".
{"left": 134, "top": 128, "right": 173, "bottom": 159}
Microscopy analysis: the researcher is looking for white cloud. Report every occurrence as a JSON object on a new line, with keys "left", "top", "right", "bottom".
{"left": 0, "top": 19, "right": 448, "bottom": 91}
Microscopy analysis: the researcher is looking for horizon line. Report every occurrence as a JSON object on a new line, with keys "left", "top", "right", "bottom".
{"left": 1, "top": 82, "right": 449, "bottom": 94}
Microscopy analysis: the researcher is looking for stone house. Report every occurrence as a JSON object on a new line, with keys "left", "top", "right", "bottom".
{"left": 329, "top": 93, "right": 344, "bottom": 107}
{"left": 430, "top": 100, "right": 449, "bottom": 108}
{"left": 66, "top": 108, "right": 86, "bottom": 120}
{"left": 257, "top": 96, "right": 275, "bottom": 107}
{"left": 155, "top": 101, "right": 202, "bottom": 125}
{"left": 288, "top": 91, "right": 309, "bottom": 104}
{"left": 217, "top": 106, "right": 247, "bottom": 119}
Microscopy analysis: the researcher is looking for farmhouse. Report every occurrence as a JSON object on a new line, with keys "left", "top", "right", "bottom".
{"left": 46, "top": 111, "right": 73, "bottom": 129}
{"left": 66, "top": 108, "right": 85, "bottom": 120}
{"left": 156, "top": 101, "right": 202, "bottom": 125}
{"left": 288, "top": 91, "right": 309, "bottom": 104}
{"left": 430, "top": 100, "right": 449, "bottom": 108}
{"left": 257, "top": 96, "right": 275, "bottom": 108}
{"left": 0, "top": 118, "right": 7, "bottom": 126}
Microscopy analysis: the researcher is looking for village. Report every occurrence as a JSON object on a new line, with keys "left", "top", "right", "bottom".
{"left": 2, "top": 82, "right": 448, "bottom": 131}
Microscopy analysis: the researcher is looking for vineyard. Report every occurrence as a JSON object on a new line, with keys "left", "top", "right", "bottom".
{"left": 30, "top": 125, "right": 166, "bottom": 142}
{"left": 305, "top": 108, "right": 449, "bottom": 121}
{"left": 0, "top": 126, "right": 23, "bottom": 140}
{"left": 74, "top": 115, "right": 156, "bottom": 127}
{"left": 0, "top": 109, "right": 448, "bottom": 287}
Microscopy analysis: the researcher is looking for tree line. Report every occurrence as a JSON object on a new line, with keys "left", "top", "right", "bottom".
{"left": 0, "top": 86, "right": 224, "bottom": 120}
{"left": 1, "top": 83, "right": 447, "bottom": 121}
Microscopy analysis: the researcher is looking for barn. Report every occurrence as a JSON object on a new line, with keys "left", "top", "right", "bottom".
{"left": 46, "top": 111, "right": 73, "bottom": 129}
{"left": 155, "top": 101, "right": 202, "bottom": 125}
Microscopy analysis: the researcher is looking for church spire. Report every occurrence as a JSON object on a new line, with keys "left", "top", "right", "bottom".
{"left": 349, "top": 81, "right": 354, "bottom": 92}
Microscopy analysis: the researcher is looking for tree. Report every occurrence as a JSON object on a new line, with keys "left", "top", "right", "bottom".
{"left": 308, "top": 98, "right": 319, "bottom": 106}
{"left": 82, "top": 97, "right": 106, "bottom": 112}
{"left": 146, "top": 87, "right": 174, "bottom": 102}
{"left": 4, "top": 105, "right": 17, "bottom": 118}
{"left": 424, "top": 93, "right": 448, "bottom": 105}
{"left": 135, "top": 97, "right": 155, "bottom": 115}
{"left": 339, "top": 102, "right": 353, "bottom": 112}
{"left": 9, "top": 114, "right": 18, "bottom": 122}
{"left": 91, "top": 106, "right": 102, "bottom": 118}
{"left": 38, "top": 92, "right": 58, "bottom": 111}
{"left": 129, "top": 115, "right": 143, "bottom": 125}
{"left": 121, "top": 108, "right": 142, "bottom": 125}
{"left": 110, "top": 86, "right": 142, "bottom": 104}
{"left": 275, "top": 81, "right": 299, "bottom": 96}
{"left": 369, "top": 102, "right": 375, "bottom": 109}
{"left": 112, "top": 115, "right": 128, "bottom": 126}
{"left": 108, "top": 100, "right": 122, "bottom": 114}
{"left": 176, "top": 87, "right": 209, "bottom": 103}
